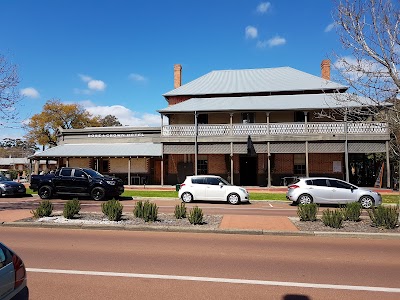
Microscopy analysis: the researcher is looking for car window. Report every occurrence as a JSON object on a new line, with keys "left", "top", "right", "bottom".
{"left": 0, "top": 174, "right": 8, "bottom": 181}
{"left": 191, "top": 177, "right": 206, "bottom": 184}
{"left": 206, "top": 177, "right": 221, "bottom": 185}
{"left": 83, "top": 169, "right": 103, "bottom": 178}
{"left": 60, "top": 168, "right": 72, "bottom": 177}
{"left": 73, "top": 169, "right": 85, "bottom": 178}
{"left": 311, "top": 179, "right": 328, "bottom": 187}
{"left": 0, "top": 245, "right": 11, "bottom": 269}
{"left": 328, "top": 179, "right": 352, "bottom": 189}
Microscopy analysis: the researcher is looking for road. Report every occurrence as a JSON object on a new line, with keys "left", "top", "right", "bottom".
{"left": 2, "top": 227, "right": 400, "bottom": 300}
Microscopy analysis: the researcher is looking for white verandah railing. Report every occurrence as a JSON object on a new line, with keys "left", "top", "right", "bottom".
{"left": 161, "top": 122, "right": 388, "bottom": 136}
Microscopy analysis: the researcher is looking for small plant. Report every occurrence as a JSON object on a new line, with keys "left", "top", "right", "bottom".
{"left": 101, "top": 199, "right": 123, "bottom": 221}
{"left": 142, "top": 201, "right": 158, "bottom": 222}
{"left": 31, "top": 200, "right": 53, "bottom": 218}
{"left": 341, "top": 202, "right": 362, "bottom": 222}
{"left": 174, "top": 203, "right": 187, "bottom": 219}
{"left": 297, "top": 203, "right": 318, "bottom": 222}
{"left": 368, "top": 204, "right": 399, "bottom": 229}
{"left": 63, "top": 199, "right": 81, "bottom": 219}
{"left": 133, "top": 201, "right": 144, "bottom": 218}
{"left": 322, "top": 209, "right": 344, "bottom": 228}
{"left": 188, "top": 206, "right": 203, "bottom": 225}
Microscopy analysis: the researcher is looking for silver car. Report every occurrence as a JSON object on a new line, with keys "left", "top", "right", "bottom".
{"left": 178, "top": 175, "right": 249, "bottom": 205}
{"left": 0, "top": 242, "right": 29, "bottom": 300}
{"left": 286, "top": 177, "right": 382, "bottom": 209}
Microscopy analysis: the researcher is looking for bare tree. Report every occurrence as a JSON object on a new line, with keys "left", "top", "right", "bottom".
{"left": 0, "top": 54, "right": 21, "bottom": 127}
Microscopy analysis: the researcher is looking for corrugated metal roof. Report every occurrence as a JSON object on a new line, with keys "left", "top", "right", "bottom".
{"left": 0, "top": 158, "right": 29, "bottom": 165}
{"left": 158, "top": 93, "right": 378, "bottom": 113}
{"left": 30, "top": 143, "right": 162, "bottom": 158}
{"left": 163, "top": 67, "right": 348, "bottom": 96}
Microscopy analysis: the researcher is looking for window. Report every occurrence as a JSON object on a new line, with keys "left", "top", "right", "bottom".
{"left": 73, "top": 169, "right": 85, "bottom": 178}
{"left": 197, "top": 159, "right": 208, "bottom": 175}
{"left": 294, "top": 111, "right": 305, "bottom": 122}
{"left": 192, "top": 177, "right": 206, "bottom": 184}
{"left": 328, "top": 179, "right": 353, "bottom": 189}
{"left": 311, "top": 179, "right": 328, "bottom": 186}
{"left": 206, "top": 177, "right": 220, "bottom": 185}
{"left": 294, "top": 154, "right": 306, "bottom": 175}
{"left": 197, "top": 114, "right": 208, "bottom": 124}
{"left": 60, "top": 168, "right": 72, "bottom": 177}
{"left": 101, "top": 160, "right": 109, "bottom": 173}
{"left": 242, "top": 112, "right": 255, "bottom": 123}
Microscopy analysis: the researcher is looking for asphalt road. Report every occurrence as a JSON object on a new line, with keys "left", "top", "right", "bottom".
{"left": 2, "top": 227, "right": 399, "bottom": 300}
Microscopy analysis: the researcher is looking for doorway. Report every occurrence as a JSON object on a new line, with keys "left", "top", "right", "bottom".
{"left": 239, "top": 155, "right": 258, "bottom": 186}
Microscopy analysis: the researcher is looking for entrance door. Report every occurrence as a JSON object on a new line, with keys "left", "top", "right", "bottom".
{"left": 239, "top": 156, "right": 257, "bottom": 186}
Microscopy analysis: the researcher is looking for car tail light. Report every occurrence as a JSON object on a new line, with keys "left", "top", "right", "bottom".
{"left": 12, "top": 253, "right": 26, "bottom": 289}
{"left": 288, "top": 184, "right": 300, "bottom": 189}
{"left": 179, "top": 183, "right": 185, "bottom": 190}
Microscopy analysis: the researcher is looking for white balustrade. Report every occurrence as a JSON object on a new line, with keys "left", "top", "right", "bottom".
{"left": 162, "top": 122, "right": 388, "bottom": 136}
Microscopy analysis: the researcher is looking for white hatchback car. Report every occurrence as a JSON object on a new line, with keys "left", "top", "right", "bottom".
{"left": 286, "top": 177, "right": 382, "bottom": 209}
{"left": 178, "top": 175, "right": 249, "bottom": 205}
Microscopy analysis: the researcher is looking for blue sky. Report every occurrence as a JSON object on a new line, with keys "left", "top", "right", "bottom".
{"left": 1, "top": 0, "right": 340, "bottom": 140}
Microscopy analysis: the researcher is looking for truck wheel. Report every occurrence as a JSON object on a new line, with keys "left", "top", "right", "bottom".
{"left": 38, "top": 185, "right": 53, "bottom": 199}
{"left": 91, "top": 187, "right": 106, "bottom": 201}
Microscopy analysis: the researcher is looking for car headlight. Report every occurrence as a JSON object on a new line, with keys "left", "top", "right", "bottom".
{"left": 106, "top": 181, "right": 116, "bottom": 185}
{"left": 239, "top": 188, "right": 247, "bottom": 193}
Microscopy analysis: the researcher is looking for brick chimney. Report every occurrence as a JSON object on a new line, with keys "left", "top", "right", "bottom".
{"left": 321, "top": 59, "right": 330, "bottom": 80}
{"left": 174, "top": 64, "right": 182, "bottom": 88}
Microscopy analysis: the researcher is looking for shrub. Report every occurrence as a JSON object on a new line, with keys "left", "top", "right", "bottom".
{"left": 322, "top": 209, "right": 344, "bottom": 228}
{"left": 341, "top": 202, "right": 362, "bottom": 222}
{"left": 297, "top": 203, "right": 318, "bottom": 221}
{"left": 101, "top": 199, "right": 123, "bottom": 221}
{"left": 133, "top": 201, "right": 144, "bottom": 218}
{"left": 142, "top": 201, "right": 158, "bottom": 222}
{"left": 63, "top": 199, "right": 81, "bottom": 219}
{"left": 133, "top": 200, "right": 158, "bottom": 222}
{"left": 188, "top": 206, "right": 203, "bottom": 225}
{"left": 31, "top": 200, "right": 53, "bottom": 218}
{"left": 174, "top": 203, "right": 187, "bottom": 219}
{"left": 368, "top": 204, "right": 399, "bottom": 229}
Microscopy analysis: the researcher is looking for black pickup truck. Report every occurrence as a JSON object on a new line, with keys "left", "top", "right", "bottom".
{"left": 30, "top": 167, "right": 124, "bottom": 201}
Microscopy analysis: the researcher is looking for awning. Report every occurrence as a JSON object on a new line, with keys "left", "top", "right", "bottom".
{"left": 30, "top": 143, "right": 162, "bottom": 159}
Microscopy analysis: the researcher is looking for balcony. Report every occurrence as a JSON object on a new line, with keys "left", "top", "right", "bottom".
{"left": 162, "top": 122, "right": 388, "bottom": 137}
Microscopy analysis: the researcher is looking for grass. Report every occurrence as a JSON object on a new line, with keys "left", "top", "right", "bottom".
{"left": 25, "top": 187, "right": 400, "bottom": 204}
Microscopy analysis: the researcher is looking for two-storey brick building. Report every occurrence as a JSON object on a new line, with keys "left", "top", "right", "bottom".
{"left": 157, "top": 61, "right": 391, "bottom": 187}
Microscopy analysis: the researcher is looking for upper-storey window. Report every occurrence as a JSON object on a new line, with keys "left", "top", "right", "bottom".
{"left": 242, "top": 112, "right": 255, "bottom": 123}
{"left": 294, "top": 111, "right": 305, "bottom": 122}
{"left": 198, "top": 114, "right": 208, "bottom": 124}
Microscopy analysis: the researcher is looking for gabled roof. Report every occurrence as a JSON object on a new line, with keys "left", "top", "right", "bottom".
{"left": 163, "top": 67, "right": 348, "bottom": 97}
{"left": 158, "top": 93, "right": 381, "bottom": 113}
{"left": 30, "top": 143, "right": 162, "bottom": 159}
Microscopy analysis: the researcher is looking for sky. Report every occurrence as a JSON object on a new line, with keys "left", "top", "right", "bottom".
{"left": 1, "top": 0, "right": 342, "bottom": 140}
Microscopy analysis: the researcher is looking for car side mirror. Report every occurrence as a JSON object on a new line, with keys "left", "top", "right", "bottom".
{"left": 219, "top": 182, "right": 223, "bottom": 187}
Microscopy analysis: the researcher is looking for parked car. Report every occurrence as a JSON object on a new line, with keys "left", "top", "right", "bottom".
{"left": 0, "top": 174, "right": 26, "bottom": 197}
{"left": 286, "top": 177, "right": 382, "bottom": 209}
{"left": 30, "top": 167, "right": 124, "bottom": 201}
{"left": 0, "top": 242, "right": 29, "bottom": 300}
{"left": 178, "top": 175, "right": 249, "bottom": 205}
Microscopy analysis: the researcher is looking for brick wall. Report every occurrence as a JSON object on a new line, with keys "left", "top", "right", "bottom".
{"left": 208, "top": 154, "right": 227, "bottom": 174}
{"left": 309, "top": 153, "right": 343, "bottom": 174}
{"left": 274, "top": 154, "right": 294, "bottom": 173}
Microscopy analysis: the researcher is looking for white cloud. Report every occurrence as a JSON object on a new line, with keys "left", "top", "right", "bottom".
{"left": 257, "top": 2, "right": 271, "bottom": 14}
{"left": 245, "top": 26, "right": 258, "bottom": 39}
{"left": 78, "top": 74, "right": 106, "bottom": 92}
{"left": 129, "top": 73, "right": 147, "bottom": 82}
{"left": 81, "top": 101, "right": 161, "bottom": 127}
{"left": 20, "top": 87, "right": 40, "bottom": 98}
{"left": 324, "top": 22, "right": 336, "bottom": 32}
{"left": 257, "top": 36, "right": 286, "bottom": 48}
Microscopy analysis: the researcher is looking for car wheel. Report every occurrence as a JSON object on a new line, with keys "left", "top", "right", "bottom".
{"left": 91, "top": 187, "right": 106, "bottom": 201}
{"left": 297, "top": 194, "right": 313, "bottom": 205}
{"left": 227, "top": 193, "right": 240, "bottom": 205}
{"left": 38, "top": 185, "right": 53, "bottom": 199}
{"left": 181, "top": 192, "right": 193, "bottom": 203}
{"left": 359, "top": 196, "right": 374, "bottom": 209}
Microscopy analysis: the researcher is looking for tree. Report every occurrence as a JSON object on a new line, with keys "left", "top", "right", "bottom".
{"left": 0, "top": 54, "right": 21, "bottom": 127}
{"left": 331, "top": 0, "right": 400, "bottom": 159}
{"left": 0, "top": 138, "right": 38, "bottom": 157}
{"left": 100, "top": 114, "right": 122, "bottom": 127}
{"left": 25, "top": 99, "right": 101, "bottom": 147}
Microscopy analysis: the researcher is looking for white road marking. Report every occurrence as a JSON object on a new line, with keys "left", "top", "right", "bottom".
{"left": 27, "top": 268, "right": 400, "bottom": 293}
{"left": 268, "top": 202, "right": 273, "bottom": 207}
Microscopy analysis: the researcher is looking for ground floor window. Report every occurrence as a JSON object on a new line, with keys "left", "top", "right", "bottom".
{"left": 293, "top": 154, "right": 306, "bottom": 175}
{"left": 197, "top": 159, "right": 208, "bottom": 175}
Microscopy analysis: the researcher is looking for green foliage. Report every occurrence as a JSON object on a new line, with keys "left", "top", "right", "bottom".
{"left": 31, "top": 200, "right": 53, "bottom": 218}
{"left": 341, "top": 202, "right": 362, "bottom": 222}
{"left": 368, "top": 204, "right": 399, "bottom": 229}
{"left": 297, "top": 203, "right": 318, "bottom": 222}
{"left": 101, "top": 199, "right": 123, "bottom": 221}
{"left": 322, "top": 209, "right": 344, "bottom": 228}
{"left": 133, "top": 200, "right": 158, "bottom": 222}
{"left": 174, "top": 203, "right": 187, "bottom": 219}
{"left": 63, "top": 199, "right": 81, "bottom": 219}
{"left": 188, "top": 206, "right": 204, "bottom": 225}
